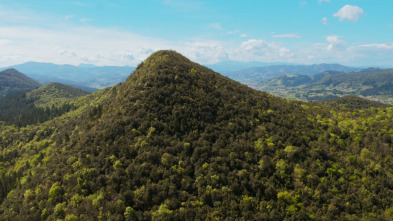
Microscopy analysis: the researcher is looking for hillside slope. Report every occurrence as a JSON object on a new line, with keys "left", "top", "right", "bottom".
{"left": 0, "top": 68, "right": 41, "bottom": 98}
{"left": 0, "top": 83, "right": 90, "bottom": 126}
{"left": 0, "top": 51, "right": 393, "bottom": 220}
{"left": 315, "top": 95, "right": 391, "bottom": 109}
{"left": 27, "top": 82, "right": 90, "bottom": 107}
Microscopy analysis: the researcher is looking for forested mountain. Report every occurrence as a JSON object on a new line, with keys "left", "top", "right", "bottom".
{"left": 1, "top": 62, "right": 135, "bottom": 91}
{"left": 27, "top": 82, "right": 90, "bottom": 107}
{"left": 0, "top": 68, "right": 41, "bottom": 98}
{"left": 258, "top": 69, "right": 393, "bottom": 104}
{"left": 0, "top": 51, "right": 393, "bottom": 220}
{"left": 226, "top": 63, "right": 358, "bottom": 86}
{"left": 0, "top": 83, "right": 89, "bottom": 126}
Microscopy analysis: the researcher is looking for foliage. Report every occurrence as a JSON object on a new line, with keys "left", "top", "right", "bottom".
{"left": 0, "top": 68, "right": 40, "bottom": 98}
{"left": 0, "top": 50, "right": 392, "bottom": 220}
{"left": 0, "top": 83, "right": 89, "bottom": 126}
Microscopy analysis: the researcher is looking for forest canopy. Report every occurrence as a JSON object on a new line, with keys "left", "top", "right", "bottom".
{"left": 0, "top": 50, "right": 392, "bottom": 220}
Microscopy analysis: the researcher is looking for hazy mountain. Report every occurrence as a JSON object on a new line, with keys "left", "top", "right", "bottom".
{"left": 0, "top": 68, "right": 41, "bottom": 98}
{"left": 226, "top": 63, "right": 359, "bottom": 87}
{"left": 1, "top": 51, "right": 393, "bottom": 220}
{"left": 206, "top": 60, "right": 292, "bottom": 74}
{"left": 258, "top": 68, "right": 393, "bottom": 104}
{"left": 1, "top": 62, "right": 135, "bottom": 91}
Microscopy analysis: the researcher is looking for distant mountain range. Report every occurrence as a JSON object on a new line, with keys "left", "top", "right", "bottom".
{"left": 257, "top": 68, "right": 393, "bottom": 104}
{"left": 224, "top": 63, "right": 360, "bottom": 87}
{"left": 0, "top": 62, "right": 135, "bottom": 92}
{"left": 206, "top": 60, "right": 292, "bottom": 74}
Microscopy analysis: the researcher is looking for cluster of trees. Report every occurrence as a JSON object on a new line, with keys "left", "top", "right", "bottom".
{"left": 0, "top": 51, "right": 392, "bottom": 220}
{"left": 0, "top": 68, "right": 41, "bottom": 98}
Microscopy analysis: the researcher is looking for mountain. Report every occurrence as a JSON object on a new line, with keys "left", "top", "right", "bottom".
{"left": 0, "top": 51, "right": 393, "bottom": 220}
{"left": 258, "top": 68, "right": 393, "bottom": 104}
{"left": 206, "top": 60, "right": 292, "bottom": 74}
{"left": 0, "top": 68, "right": 41, "bottom": 98}
{"left": 0, "top": 82, "right": 90, "bottom": 126}
{"left": 27, "top": 82, "right": 90, "bottom": 107}
{"left": 226, "top": 63, "right": 359, "bottom": 87}
{"left": 1, "top": 62, "right": 135, "bottom": 91}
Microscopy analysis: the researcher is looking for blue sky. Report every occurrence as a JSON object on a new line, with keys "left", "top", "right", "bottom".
{"left": 0, "top": 0, "right": 392, "bottom": 67}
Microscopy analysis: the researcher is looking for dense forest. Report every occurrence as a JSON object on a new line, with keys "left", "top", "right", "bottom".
{"left": 0, "top": 83, "right": 89, "bottom": 126}
{"left": 0, "top": 50, "right": 392, "bottom": 220}
{"left": 0, "top": 68, "right": 41, "bottom": 98}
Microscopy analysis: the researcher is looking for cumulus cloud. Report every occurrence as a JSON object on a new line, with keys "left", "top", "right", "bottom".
{"left": 231, "top": 39, "right": 292, "bottom": 62}
{"left": 180, "top": 41, "right": 228, "bottom": 64}
{"left": 240, "top": 34, "right": 248, "bottom": 38}
{"left": 272, "top": 34, "right": 301, "bottom": 38}
{"left": 326, "top": 35, "right": 346, "bottom": 51}
{"left": 333, "top": 5, "right": 364, "bottom": 22}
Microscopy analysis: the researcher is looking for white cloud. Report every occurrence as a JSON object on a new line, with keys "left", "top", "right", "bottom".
{"left": 65, "top": 15, "right": 74, "bottom": 20}
{"left": 357, "top": 43, "right": 393, "bottom": 50}
{"left": 0, "top": 26, "right": 172, "bottom": 67}
{"left": 319, "top": 0, "right": 330, "bottom": 3}
{"left": 208, "top": 23, "right": 223, "bottom": 30}
{"left": 333, "top": 5, "right": 364, "bottom": 22}
{"left": 227, "top": 30, "right": 240, "bottom": 35}
{"left": 240, "top": 34, "right": 248, "bottom": 38}
{"left": 180, "top": 41, "right": 228, "bottom": 64}
{"left": 0, "top": 39, "right": 12, "bottom": 46}
{"left": 272, "top": 34, "right": 301, "bottom": 38}
{"left": 231, "top": 39, "right": 293, "bottom": 62}
{"left": 326, "top": 35, "right": 346, "bottom": 51}
{"left": 322, "top": 17, "right": 328, "bottom": 25}
{"left": 79, "top": 18, "right": 94, "bottom": 22}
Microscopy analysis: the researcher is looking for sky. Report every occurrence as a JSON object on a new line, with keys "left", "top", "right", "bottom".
{"left": 0, "top": 0, "right": 393, "bottom": 67}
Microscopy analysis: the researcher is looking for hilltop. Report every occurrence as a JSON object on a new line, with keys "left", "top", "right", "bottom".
{"left": 0, "top": 68, "right": 41, "bottom": 98}
{"left": 27, "top": 82, "right": 90, "bottom": 107}
{"left": 0, "top": 51, "right": 392, "bottom": 220}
